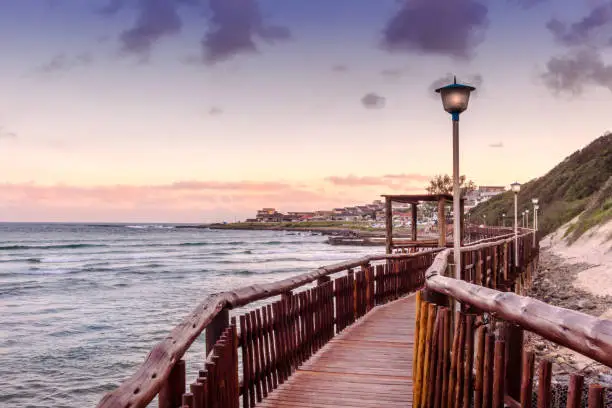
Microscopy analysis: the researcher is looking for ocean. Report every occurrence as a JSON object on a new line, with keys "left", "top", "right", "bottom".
{"left": 0, "top": 223, "right": 381, "bottom": 407}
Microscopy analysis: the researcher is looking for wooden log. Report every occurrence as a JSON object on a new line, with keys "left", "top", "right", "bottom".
{"left": 425, "top": 251, "right": 612, "bottom": 368}
{"left": 536, "top": 360, "right": 552, "bottom": 408}
{"left": 454, "top": 313, "right": 467, "bottom": 407}
{"left": 448, "top": 313, "right": 464, "bottom": 408}
{"left": 182, "top": 393, "right": 194, "bottom": 408}
{"left": 463, "top": 315, "right": 475, "bottom": 408}
{"left": 272, "top": 302, "right": 285, "bottom": 385}
{"left": 426, "top": 310, "right": 442, "bottom": 408}
{"left": 520, "top": 351, "right": 535, "bottom": 408}
{"left": 587, "top": 384, "right": 604, "bottom": 408}
{"left": 492, "top": 340, "right": 506, "bottom": 408}
{"left": 505, "top": 324, "right": 524, "bottom": 402}
{"left": 565, "top": 374, "right": 584, "bottom": 408}
{"left": 433, "top": 308, "right": 447, "bottom": 408}
{"left": 414, "top": 300, "right": 429, "bottom": 408}
{"left": 441, "top": 306, "right": 452, "bottom": 408}
{"left": 413, "top": 290, "right": 422, "bottom": 383}
{"left": 205, "top": 361, "right": 215, "bottom": 408}
{"left": 190, "top": 382, "right": 204, "bottom": 408}
{"left": 158, "top": 359, "right": 185, "bottom": 408}
{"left": 474, "top": 326, "right": 486, "bottom": 408}
{"left": 255, "top": 309, "right": 270, "bottom": 397}
{"left": 206, "top": 309, "right": 229, "bottom": 356}
{"left": 421, "top": 303, "right": 437, "bottom": 408}
{"left": 264, "top": 305, "right": 277, "bottom": 390}
{"left": 482, "top": 333, "right": 495, "bottom": 408}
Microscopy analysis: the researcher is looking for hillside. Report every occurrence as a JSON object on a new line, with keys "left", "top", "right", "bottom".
{"left": 469, "top": 133, "right": 612, "bottom": 239}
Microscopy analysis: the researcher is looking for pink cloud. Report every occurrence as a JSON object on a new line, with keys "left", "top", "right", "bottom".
{"left": 0, "top": 179, "right": 377, "bottom": 222}
{"left": 325, "top": 173, "right": 431, "bottom": 189}
{"left": 0, "top": 174, "right": 435, "bottom": 222}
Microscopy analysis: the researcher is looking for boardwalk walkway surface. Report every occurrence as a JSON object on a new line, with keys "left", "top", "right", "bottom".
{"left": 259, "top": 294, "right": 416, "bottom": 408}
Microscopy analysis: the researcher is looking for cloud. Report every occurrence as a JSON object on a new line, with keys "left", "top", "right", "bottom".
{"left": 360, "top": 93, "right": 386, "bottom": 109}
{"left": 119, "top": 0, "right": 184, "bottom": 58}
{"left": 380, "top": 68, "right": 407, "bottom": 80}
{"left": 98, "top": 0, "right": 128, "bottom": 15}
{"left": 427, "top": 73, "right": 483, "bottom": 97}
{"left": 507, "top": 0, "right": 547, "bottom": 9}
{"left": 0, "top": 179, "right": 374, "bottom": 222}
{"left": 381, "top": 0, "right": 489, "bottom": 59}
{"left": 546, "top": 2, "right": 612, "bottom": 47}
{"left": 209, "top": 106, "right": 223, "bottom": 115}
{"left": 98, "top": 0, "right": 289, "bottom": 62}
{"left": 332, "top": 64, "right": 349, "bottom": 73}
{"left": 541, "top": 48, "right": 612, "bottom": 95}
{"left": 488, "top": 142, "right": 504, "bottom": 148}
{"left": 0, "top": 127, "right": 17, "bottom": 139}
{"left": 325, "top": 173, "right": 430, "bottom": 189}
{"left": 201, "top": 0, "right": 291, "bottom": 64}
{"left": 36, "top": 53, "right": 93, "bottom": 74}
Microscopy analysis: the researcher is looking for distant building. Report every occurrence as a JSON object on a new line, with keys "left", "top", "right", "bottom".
{"left": 465, "top": 186, "right": 506, "bottom": 211}
{"left": 256, "top": 208, "right": 284, "bottom": 222}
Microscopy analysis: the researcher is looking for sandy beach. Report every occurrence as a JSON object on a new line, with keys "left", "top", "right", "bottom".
{"left": 525, "top": 219, "right": 612, "bottom": 391}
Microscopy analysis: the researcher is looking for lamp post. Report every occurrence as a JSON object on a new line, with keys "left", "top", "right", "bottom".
{"left": 526, "top": 209, "right": 530, "bottom": 229}
{"left": 502, "top": 213, "right": 506, "bottom": 227}
{"left": 532, "top": 198, "right": 539, "bottom": 229}
{"left": 532, "top": 198, "right": 539, "bottom": 248}
{"left": 483, "top": 214, "right": 487, "bottom": 226}
{"left": 435, "top": 76, "right": 475, "bottom": 286}
{"left": 511, "top": 182, "right": 521, "bottom": 267}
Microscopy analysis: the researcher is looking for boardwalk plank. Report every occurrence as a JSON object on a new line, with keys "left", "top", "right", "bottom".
{"left": 260, "top": 294, "right": 415, "bottom": 407}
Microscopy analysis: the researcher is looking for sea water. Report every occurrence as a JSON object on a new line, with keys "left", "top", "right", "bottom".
{"left": 0, "top": 223, "right": 381, "bottom": 407}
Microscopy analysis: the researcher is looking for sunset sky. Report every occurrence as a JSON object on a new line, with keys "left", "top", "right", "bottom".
{"left": 1, "top": 0, "right": 611, "bottom": 222}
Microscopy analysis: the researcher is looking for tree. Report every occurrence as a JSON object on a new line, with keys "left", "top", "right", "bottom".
{"left": 426, "top": 174, "right": 476, "bottom": 197}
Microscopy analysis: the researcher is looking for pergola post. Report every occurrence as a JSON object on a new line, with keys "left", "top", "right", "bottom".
{"left": 460, "top": 198, "right": 465, "bottom": 245}
{"left": 385, "top": 197, "right": 393, "bottom": 254}
{"left": 438, "top": 197, "right": 446, "bottom": 247}
{"left": 411, "top": 202, "right": 417, "bottom": 241}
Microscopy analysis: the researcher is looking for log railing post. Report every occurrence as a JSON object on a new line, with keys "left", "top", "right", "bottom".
{"left": 504, "top": 323, "right": 523, "bottom": 402}
{"left": 159, "top": 359, "right": 186, "bottom": 408}
{"left": 206, "top": 308, "right": 229, "bottom": 356}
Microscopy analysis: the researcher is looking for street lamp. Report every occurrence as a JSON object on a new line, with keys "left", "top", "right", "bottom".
{"left": 435, "top": 76, "right": 476, "bottom": 285}
{"left": 511, "top": 182, "right": 521, "bottom": 267}
{"left": 483, "top": 214, "right": 487, "bottom": 226}
{"left": 532, "top": 198, "right": 539, "bottom": 230}
{"left": 533, "top": 199, "right": 540, "bottom": 248}
{"left": 502, "top": 213, "right": 506, "bottom": 227}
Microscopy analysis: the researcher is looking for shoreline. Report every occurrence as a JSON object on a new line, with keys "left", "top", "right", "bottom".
{"left": 176, "top": 223, "right": 416, "bottom": 238}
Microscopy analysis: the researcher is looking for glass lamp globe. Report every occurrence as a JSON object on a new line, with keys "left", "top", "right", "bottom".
{"left": 511, "top": 182, "right": 521, "bottom": 193}
{"left": 435, "top": 76, "right": 476, "bottom": 114}
{"left": 532, "top": 198, "right": 539, "bottom": 205}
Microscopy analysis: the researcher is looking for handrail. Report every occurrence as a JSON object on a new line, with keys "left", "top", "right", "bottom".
{"left": 97, "top": 248, "right": 445, "bottom": 408}
{"left": 424, "top": 246, "right": 612, "bottom": 368}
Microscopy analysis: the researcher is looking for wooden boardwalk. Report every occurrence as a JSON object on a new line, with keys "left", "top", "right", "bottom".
{"left": 259, "top": 294, "right": 416, "bottom": 408}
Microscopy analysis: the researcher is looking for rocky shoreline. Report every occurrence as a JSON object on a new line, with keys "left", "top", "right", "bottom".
{"left": 523, "top": 250, "right": 612, "bottom": 404}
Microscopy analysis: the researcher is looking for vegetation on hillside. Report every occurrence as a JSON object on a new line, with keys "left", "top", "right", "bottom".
{"left": 469, "top": 133, "right": 612, "bottom": 238}
{"left": 564, "top": 176, "right": 612, "bottom": 243}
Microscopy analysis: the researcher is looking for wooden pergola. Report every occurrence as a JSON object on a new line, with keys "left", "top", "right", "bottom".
{"left": 381, "top": 194, "right": 465, "bottom": 254}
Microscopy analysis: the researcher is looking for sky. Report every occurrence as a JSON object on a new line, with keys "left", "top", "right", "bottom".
{"left": 0, "top": 0, "right": 611, "bottom": 223}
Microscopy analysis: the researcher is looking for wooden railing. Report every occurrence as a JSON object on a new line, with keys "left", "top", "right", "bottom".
{"left": 414, "top": 232, "right": 611, "bottom": 408}
{"left": 97, "top": 244, "right": 448, "bottom": 408}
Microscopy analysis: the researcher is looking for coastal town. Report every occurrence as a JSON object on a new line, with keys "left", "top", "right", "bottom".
{"left": 245, "top": 185, "right": 507, "bottom": 228}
